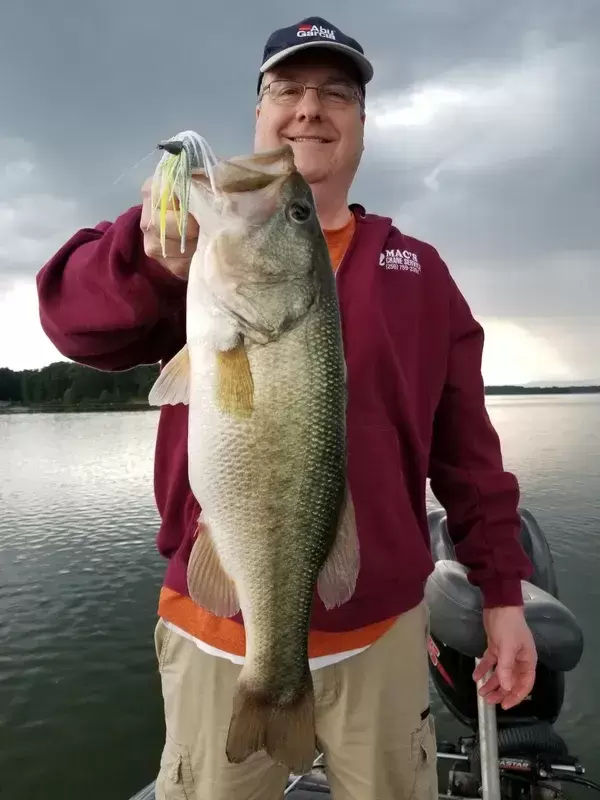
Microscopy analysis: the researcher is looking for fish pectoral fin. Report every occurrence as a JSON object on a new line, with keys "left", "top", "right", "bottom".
{"left": 216, "top": 341, "right": 254, "bottom": 418}
{"left": 148, "top": 345, "right": 190, "bottom": 406}
{"left": 186, "top": 519, "right": 240, "bottom": 617}
{"left": 317, "top": 485, "right": 360, "bottom": 610}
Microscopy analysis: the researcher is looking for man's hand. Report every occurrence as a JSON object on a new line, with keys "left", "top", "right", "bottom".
{"left": 139, "top": 177, "right": 199, "bottom": 280}
{"left": 473, "top": 606, "right": 537, "bottom": 710}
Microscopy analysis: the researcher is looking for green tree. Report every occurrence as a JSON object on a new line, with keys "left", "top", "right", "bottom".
{"left": 0, "top": 368, "right": 21, "bottom": 401}
{"left": 63, "top": 386, "right": 77, "bottom": 405}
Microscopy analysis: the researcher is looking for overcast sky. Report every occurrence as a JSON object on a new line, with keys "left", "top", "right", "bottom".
{"left": 1, "top": 0, "right": 598, "bottom": 383}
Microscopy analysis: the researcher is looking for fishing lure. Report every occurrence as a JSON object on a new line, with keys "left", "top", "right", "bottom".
{"left": 151, "top": 130, "right": 219, "bottom": 257}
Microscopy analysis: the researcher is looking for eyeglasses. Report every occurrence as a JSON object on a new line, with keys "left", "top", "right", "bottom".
{"left": 260, "top": 79, "right": 363, "bottom": 108}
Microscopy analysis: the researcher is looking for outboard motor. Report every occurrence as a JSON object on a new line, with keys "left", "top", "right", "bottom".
{"left": 426, "top": 507, "right": 586, "bottom": 797}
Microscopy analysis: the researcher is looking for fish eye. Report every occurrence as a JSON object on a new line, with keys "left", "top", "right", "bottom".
{"left": 286, "top": 200, "right": 312, "bottom": 224}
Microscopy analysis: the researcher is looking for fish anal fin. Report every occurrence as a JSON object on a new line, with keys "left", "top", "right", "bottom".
{"left": 186, "top": 519, "right": 240, "bottom": 617}
{"left": 226, "top": 678, "right": 316, "bottom": 774}
{"left": 216, "top": 342, "right": 254, "bottom": 418}
{"left": 148, "top": 345, "right": 190, "bottom": 406}
{"left": 317, "top": 485, "right": 360, "bottom": 610}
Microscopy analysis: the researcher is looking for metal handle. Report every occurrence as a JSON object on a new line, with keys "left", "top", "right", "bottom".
{"left": 475, "top": 657, "right": 502, "bottom": 800}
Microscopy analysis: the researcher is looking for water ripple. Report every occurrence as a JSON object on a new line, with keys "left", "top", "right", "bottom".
{"left": 1, "top": 400, "right": 599, "bottom": 797}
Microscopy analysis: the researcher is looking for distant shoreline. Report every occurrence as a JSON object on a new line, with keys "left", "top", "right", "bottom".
{"left": 3, "top": 362, "right": 598, "bottom": 414}
{"left": 485, "top": 385, "right": 600, "bottom": 395}
{"left": 1, "top": 385, "right": 599, "bottom": 414}
{"left": 0, "top": 401, "right": 154, "bottom": 415}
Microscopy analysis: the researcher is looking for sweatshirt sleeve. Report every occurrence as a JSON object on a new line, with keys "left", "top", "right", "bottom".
{"left": 36, "top": 204, "right": 188, "bottom": 371}
{"left": 427, "top": 267, "right": 533, "bottom": 608}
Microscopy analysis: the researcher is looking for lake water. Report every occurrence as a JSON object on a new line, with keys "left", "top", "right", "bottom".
{"left": 1, "top": 395, "right": 599, "bottom": 799}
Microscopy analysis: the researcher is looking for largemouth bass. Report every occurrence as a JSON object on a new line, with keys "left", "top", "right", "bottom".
{"left": 148, "top": 131, "right": 359, "bottom": 773}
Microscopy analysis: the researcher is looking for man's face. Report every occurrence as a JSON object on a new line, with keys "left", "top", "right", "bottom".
{"left": 254, "top": 51, "right": 366, "bottom": 189}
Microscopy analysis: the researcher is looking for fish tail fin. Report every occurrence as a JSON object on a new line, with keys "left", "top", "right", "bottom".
{"left": 226, "top": 678, "right": 316, "bottom": 774}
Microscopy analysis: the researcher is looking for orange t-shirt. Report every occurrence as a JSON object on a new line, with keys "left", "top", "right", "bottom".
{"left": 323, "top": 213, "right": 356, "bottom": 271}
{"left": 157, "top": 212, "right": 398, "bottom": 665}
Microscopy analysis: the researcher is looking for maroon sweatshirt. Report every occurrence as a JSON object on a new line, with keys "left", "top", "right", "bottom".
{"left": 36, "top": 203, "right": 532, "bottom": 631}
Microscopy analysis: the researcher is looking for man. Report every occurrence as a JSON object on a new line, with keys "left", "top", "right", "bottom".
{"left": 36, "top": 16, "right": 537, "bottom": 800}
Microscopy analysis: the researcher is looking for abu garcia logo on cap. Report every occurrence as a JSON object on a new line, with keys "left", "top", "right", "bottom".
{"left": 297, "top": 24, "right": 337, "bottom": 40}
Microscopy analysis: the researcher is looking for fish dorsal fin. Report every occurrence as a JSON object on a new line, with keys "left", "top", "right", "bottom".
{"left": 317, "top": 485, "right": 360, "bottom": 609}
{"left": 187, "top": 518, "right": 240, "bottom": 617}
{"left": 148, "top": 345, "right": 190, "bottom": 406}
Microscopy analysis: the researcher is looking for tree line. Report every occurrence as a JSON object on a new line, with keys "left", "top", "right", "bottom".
{"left": 0, "top": 361, "right": 160, "bottom": 410}
{"left": 1, "top": 362, "right": 598, "bottom": 413}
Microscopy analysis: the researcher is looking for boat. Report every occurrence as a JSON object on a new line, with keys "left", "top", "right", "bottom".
{"left": 130, "top": 508, "right": 600, "bottom": 799}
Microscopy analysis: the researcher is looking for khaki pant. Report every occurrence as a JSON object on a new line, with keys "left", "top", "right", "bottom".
{"left": 154, "top": 600, "right": 438, "bottom": 800}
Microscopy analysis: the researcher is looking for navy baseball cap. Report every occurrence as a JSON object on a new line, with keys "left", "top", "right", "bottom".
{"left": 257, "top": 16, "right": 374, "bottom": 94}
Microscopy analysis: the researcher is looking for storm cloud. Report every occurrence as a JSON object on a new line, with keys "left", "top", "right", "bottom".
{"left": 0, "top": 0, "right": 598, "bottom": 377}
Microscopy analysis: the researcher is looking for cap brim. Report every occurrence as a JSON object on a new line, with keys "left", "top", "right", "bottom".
{"left": 260, "top": 41, "right": 373, "bottom": 85}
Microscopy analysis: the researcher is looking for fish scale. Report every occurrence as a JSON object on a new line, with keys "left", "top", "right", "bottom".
{"left": 188, "top": 305, "right": 345, "bottom": 692}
